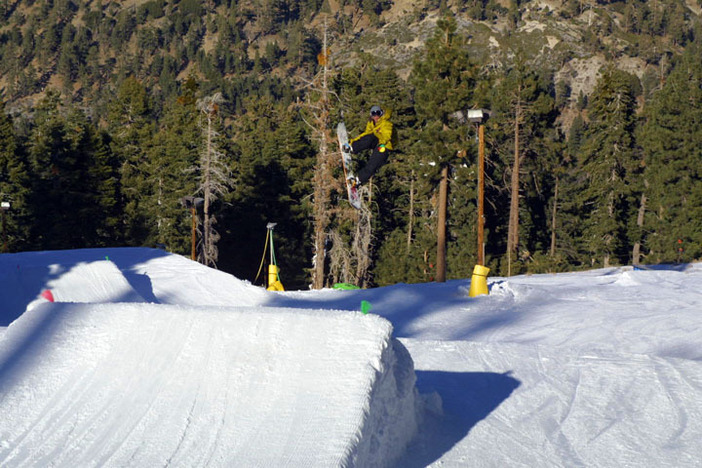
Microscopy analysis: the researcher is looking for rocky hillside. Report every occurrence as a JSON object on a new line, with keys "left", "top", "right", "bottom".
{"left": 1, "top": 0, "right": 699, "bottom": 125}
{"left": 333, "top": 0, "right": 699, "bottom": 129}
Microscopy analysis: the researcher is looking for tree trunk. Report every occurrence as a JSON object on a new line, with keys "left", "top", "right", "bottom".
{"left": 353, "top": 199, "right": 372, "bottom": 287}
{"left": 436, "top": 165, "right": 448, "bottom": 282}
{"left": 196, "top": 93, "right": 226, "bottom": 268}
{"left": 309, "top": 25, "right": 333, "bottom": 289}
{"left": 203, "top": 112, "right": 212, "bottom": 265}
{"left": 407, "top": 171, "right": 414, "bottom": 253}
{"left": 632, "top": 191, "right": 647, "bottom": 265}
{"left": 507, "top": 96, "right": 521, "bottom": 276}
{"left": 550, "top": 176, "right": 559, "bottom": 257}
{"left": 311, "top": 117, "right": 330, "bottom": 289}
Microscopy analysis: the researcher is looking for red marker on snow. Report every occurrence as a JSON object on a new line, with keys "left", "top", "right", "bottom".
{"left": 41, "top": 290, "right": 55, "bottom": 302}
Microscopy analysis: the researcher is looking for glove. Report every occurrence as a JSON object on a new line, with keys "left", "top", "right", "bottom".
{"left": 378, "top": 144, "right": 386, "bottom": 153}
{"left": 342, "top": 143, "right": 352, "bottom": 153}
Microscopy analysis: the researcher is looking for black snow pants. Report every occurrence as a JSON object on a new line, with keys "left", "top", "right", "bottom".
{"left": 351, "top": 134, "right": 390, "bottom": 185}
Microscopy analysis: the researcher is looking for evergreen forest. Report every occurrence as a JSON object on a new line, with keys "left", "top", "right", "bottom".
{"left": 1, "top": 0, "right": 701, "bottom": 289}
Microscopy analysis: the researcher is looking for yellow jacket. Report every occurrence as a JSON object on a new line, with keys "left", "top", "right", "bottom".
{"left": 351, "top": 109, "right": 396, "bottom": 150}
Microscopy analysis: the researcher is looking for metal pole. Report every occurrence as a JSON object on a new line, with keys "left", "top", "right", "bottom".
{"left": 477, "top": 123, "right": 485, "bottom": 266}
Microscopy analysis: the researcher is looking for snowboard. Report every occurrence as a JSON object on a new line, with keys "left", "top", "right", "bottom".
{"left": 336, "top": 122, "right": 362, "bottom": 210}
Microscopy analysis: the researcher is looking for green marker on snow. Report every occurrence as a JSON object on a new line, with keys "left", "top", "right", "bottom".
{"left": 333, "top": 283, "right": 359, "bottom": 290}
{"left": 361, "top": 300, "right": 372, "bottom": 315}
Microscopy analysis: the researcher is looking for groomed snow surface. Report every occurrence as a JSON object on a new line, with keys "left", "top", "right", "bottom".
{"left": 1, "top": 248, "right": 701, "bottom": 467}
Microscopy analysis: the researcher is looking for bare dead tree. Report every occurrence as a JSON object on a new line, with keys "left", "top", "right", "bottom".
{"left": 328, "top": 229, "right": 352, "bottom": 285}
{"left": 298, "top": 22, "right": 336, "bottom": 289}
{"left": 196, "top": 92, "right": 229, "bottom": 268}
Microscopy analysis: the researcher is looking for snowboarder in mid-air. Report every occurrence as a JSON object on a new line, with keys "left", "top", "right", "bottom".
{"left": 342, "top": 105, "right": 396, "bottom": 187}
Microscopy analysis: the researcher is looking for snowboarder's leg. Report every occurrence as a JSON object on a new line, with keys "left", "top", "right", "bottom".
{"left": 357, "top": 146, "right": 389, "bottom": 185}
{"left": 351, "top": 134, "right": 378, "bottom": 153}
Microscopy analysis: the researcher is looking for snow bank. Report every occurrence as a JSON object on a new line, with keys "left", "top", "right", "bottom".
{"left": 0, "top": 302, "right": 420, "bottom": 467}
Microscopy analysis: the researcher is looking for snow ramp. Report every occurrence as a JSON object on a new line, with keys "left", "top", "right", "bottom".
{"left": 0, "top": 303, "right": 421, "bottom": 467}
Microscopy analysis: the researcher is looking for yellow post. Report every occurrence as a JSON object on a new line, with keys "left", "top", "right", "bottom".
{"left": 468, "top": 264, "right": 490, "bottom": 297}
{"left": 267, "top": 264, "right": 284, "bottom": 291}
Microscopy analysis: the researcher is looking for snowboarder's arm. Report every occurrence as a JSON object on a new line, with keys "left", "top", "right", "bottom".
{"left": 349, "top": 121, "right": 373, "bottom": 144}
{"left": 375, "top": 120, "right": 393, "bottom": 147}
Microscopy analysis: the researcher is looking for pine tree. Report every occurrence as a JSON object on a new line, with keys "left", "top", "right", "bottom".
{"left": 26, "top": 90, "right": 82, "bottom": 249}
{"left": 220, "top": 95, "right": 314, "bottom": 290}
{"left": 639, "top": 42, "right": 702, "bottom": 262}
{"left": 0, "top": 100, "right": 31, "bottom": 251}
{"left": 26, "top": 90, "right": 120, "bottom": 249}
{"left": 108, "top": 77, "right": 156, "bottom": 246}
{"left": 576, "top": 67, "right": 639, "bottom": 267}
{"left": 88, "top": 128, "right": 122, "bottom": 246}
{"left": 146, "top": 84, "right": 201, "bottom": 254}
{"left": 408, "top": 14, "right": 478, "bottom": 282}
{"left": 67, "top": 114, "right": 121, "bottom": 247}
{"left": 482, "top": 50, "right": 563, "bottom": 275}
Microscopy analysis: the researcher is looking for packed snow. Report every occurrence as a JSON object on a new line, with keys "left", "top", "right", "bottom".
{"left": 1, "top": 248, "right": 701, "bottom": 467}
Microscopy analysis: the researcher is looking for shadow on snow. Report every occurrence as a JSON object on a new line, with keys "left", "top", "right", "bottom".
{"left": 399, "top": 370, "right": 521, "bottom": 467}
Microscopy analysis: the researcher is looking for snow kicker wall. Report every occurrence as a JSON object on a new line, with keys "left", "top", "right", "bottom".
{"left": 0, "top": 302, "right": 421, "bottom": 467}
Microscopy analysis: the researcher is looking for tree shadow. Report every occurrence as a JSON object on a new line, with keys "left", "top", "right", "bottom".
{"left": 398, "top": 370, "right": 521, "bottom": 467}
{"left": 633, "top": 263, "right": 691, "bottom": 272}
{"left": 0, "top": 247, "right": 165, "bottom": 326}
{"left": 0, "top": 303, "right": 67, "bottom": 388}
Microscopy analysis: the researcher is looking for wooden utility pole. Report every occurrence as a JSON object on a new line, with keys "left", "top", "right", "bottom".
{"left": 436, "top": 165, "right": 449, "bottom": 282}
{"left": 180, "top": 196, "right": 203, "bottom": 261}
{"left": 1, "top": 203, "right": 7, "bottom": 253}
{"left": 468, "top": 109, "right": 489, "bottom": 266}
{"left": 477, "top": 123, "right": 485, "bottom": 266}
